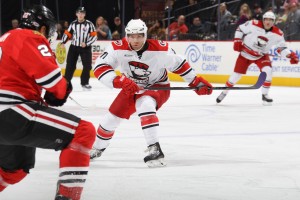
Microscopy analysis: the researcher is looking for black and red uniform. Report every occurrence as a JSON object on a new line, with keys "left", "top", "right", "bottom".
{"left": 0, "top": 28, "right": 95, "bottom": 200}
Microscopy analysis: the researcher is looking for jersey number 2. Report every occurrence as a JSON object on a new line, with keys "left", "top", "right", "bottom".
{"left": 38, "top": 45, "right": 52, "bottom": 56}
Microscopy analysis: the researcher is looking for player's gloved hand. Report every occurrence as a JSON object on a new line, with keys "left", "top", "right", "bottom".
{"left": 44, "top": 81, "right": 73, "bottom": 106}
{"left": 189, "top": 76, "right": 213, "bottom": 95}
{"left": 113, "top": 75, "right": 141, "bottom": 95}
{"left": 233, "top": 38, "right": 243, "bottom": 52}
{"left": 287, "top": 51, "right": 299, "bottom": 64}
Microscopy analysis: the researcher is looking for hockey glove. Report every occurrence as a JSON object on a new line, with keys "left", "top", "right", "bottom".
{"left": 287, "top": 52, "right": 299, "bottom": 64}
{"left": 233, "top": 38, "right": 243, "bottom": 52}
{"left": 113, "top": 75, "right": 141, "bottom": 95}
{"left": 189, "top": 76, "right": 213, "bottom": 95}
{"left": 44, "top": 81, "right": 73, "bottom": 107}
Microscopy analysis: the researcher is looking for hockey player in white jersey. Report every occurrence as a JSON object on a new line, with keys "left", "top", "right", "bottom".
{"left": 90, "top": 19, "right": 213, "bottom": 167}
{"left": 216, "top": 11, "right": 299, "bottom": 105}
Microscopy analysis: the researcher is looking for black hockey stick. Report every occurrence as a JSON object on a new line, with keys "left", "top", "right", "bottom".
{"left": 68, "top": 96, "right": 96, "bottom": 110}
{"left": 144, "top": 72, "right": 266, "bottom": 91}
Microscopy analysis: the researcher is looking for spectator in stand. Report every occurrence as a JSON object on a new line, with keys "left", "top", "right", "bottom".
{"left": 63, "top": 20, "right": 69, "bottom": 30}
{"left": 188, "top": 16, "right": 205, "bottom": 34}
{"left": 95, "top": 16, "right": 111, "bottom": 40}
{"left": 236, "top": 3, "right": 252, "bottom": 26}
{"left": 148, "top": 20, "right": 166, "bottom": 40}
{"left": 284, "top": 2, "right": 300, "bottom": 40}
{"left": 103, "top": 19, "right": 112, "bottom": 40}
{"left": 219, "top": 2, "right": 233, "bottom": 40}
{"left": 55, "top": 23, "right": 64, "bottom": 40}
{"left": 276, "top": 2, "right": 290, "bottom": 29}
{"left": 167, "top": 15, "right": 189, "bottom": 40}
{"left": 219, "top": 3, "right": 233, "bottom": 31}
{"left": 11, "top": 19, "right": 19, "bottom": 30}
{"left": 111, "top": 17, "right": 125, "bottom": 40}
{"left": 253, "top": 3, "right": 263, "bottom": 20}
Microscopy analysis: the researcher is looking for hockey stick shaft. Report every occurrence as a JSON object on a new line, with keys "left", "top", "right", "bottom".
{"left": 144, "top": 72, "right": 267, "bottom": 91}
{"left": 68, "top": 96, "right": 90, "bottom": 109}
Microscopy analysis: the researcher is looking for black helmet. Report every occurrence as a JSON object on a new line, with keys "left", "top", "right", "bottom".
{"left": 20, "top": 5, "right": 56, "bottom": 38}
{"left": 76, "top": 7, "right": 86, "bottom": 13}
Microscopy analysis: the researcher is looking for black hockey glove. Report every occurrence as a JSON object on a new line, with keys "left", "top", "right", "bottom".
{"left": 44, "top": 81, "right": 73, "bottom": 107}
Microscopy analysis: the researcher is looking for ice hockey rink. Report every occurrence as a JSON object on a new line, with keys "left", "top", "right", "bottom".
{"left": 1, "top": 77, "right": 300, "bottom": 200}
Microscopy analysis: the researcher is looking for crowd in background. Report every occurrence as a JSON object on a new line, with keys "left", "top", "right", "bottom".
{"left": 5, "top": 0, "right": 300, "bottom": 41}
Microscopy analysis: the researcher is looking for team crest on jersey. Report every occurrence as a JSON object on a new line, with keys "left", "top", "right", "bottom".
{"left": 128, "top": 61, "right": 151, "bottom": 84}
{"left": 159, "top": 40, "right": 166, "bottom": 46}
{"left": 114, "top": 40, "right": 123, "bottom": 46}
{"left": 256, "top": 35, "right": 269, "bottom": 48}
{"left": 82, "top": 25, "right": 87, "bottom": 32}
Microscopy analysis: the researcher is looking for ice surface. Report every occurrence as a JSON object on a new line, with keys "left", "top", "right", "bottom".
{"left": 1, "top": 77, "right": 300, "bottom": 200}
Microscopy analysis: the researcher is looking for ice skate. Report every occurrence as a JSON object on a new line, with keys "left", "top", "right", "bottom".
{"left": 144, "top": 142, "right": 166, "bottom": 168}
{"left": 82, "top": 84, "right": 92, "bottom": 91}
{"left": 90, "top": 148, "right": 106, "bottom": 160}
{"left": 216, "top": 91, "right": 227, "bottom": 103}
{"left": 262, "top": 94, "right": 273, "bottom": 106}
{"left": 55, "top": 195, "right": 71, "bottom": 200}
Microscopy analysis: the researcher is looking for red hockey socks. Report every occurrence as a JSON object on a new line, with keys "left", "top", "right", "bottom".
{"left": 56, "top": 120, "right": 95, "bottom": 200}
{"left": 0, "top": 168, "right": 27, "bottom": 192}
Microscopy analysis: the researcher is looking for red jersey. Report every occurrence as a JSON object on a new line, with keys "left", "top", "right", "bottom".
{"left": 0, "top": 28, "right": 67, "bottom": 103}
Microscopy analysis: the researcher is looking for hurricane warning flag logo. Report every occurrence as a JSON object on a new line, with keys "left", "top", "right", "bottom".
{"left": 128, "top": 61, "right": 151, "bottom": 79}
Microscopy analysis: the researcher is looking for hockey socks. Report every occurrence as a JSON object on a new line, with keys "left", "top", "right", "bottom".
{"left": 56, "top": 120, "right": 95, "bottom": 200}
{"left": 0, "top": 168, "right": 27, "bottom": 192}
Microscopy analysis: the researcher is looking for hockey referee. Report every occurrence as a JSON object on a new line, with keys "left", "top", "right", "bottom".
{"left": 61, "top": 7, "right": 97, "bottom": 90}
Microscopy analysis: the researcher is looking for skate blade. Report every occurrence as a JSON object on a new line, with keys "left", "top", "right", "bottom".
{"left": 262, "top": 101, "right": 272, "bottom": 106}
{"left": 146, "top": 158, "right": 167, "bottom": 168}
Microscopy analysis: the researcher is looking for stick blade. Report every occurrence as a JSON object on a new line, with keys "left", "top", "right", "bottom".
{"left": 253, "top": 71, "right": 267, "bottom": 89}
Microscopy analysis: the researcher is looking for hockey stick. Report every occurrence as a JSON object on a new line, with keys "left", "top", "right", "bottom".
{"left": 144, "top": 72, "right": 266, "bottom": 91}
{"left": 68, "top": 96, "right": 96, "bottom": 110}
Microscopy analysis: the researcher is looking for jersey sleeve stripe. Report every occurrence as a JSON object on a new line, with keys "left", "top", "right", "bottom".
{"left": 156, "top": 69, "right": 168, "bottom": 83}
{"left": 172, "top": 59, "right": 186, "bottom": 72}
{"left": 93, "top": 65, "right": 114, "bottom": 80}
{"left": 36, "top": 68, "right": 62, "bottom": 88}
{"left": 172, "top": 61, "right": 192, "bottom": 76}
{"left": 180, "top": 68, "right": 193, "bottom": 77}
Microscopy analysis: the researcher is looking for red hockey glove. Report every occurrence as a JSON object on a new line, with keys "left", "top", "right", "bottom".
{"left": 189, "top": 76, "right": 213, "bottom": 95}
{"left": 287, "top": 52, "right": 299, "bottom": 64}
{"left": 113, "top": 75, "right": 141, "bottom": 95}
{"left": 233, "top": 38, "right": 243, "bottom": 52}
{"left": 44, "top": 81, "right": 72, "bottom": 107}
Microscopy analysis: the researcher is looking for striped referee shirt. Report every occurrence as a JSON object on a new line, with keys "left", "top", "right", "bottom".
{"left": 62, "top": 19, "right": 97, "bottom": 46}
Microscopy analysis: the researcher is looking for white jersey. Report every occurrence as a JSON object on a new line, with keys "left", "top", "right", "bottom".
{"left": 235, "top": 20, "right": 290, "bottom": 60}
{"left": 93, "top": 38, "right": 196, "bottom": 88}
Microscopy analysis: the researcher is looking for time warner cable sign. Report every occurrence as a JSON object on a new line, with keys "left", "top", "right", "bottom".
{"left": 184, "top": 44, "right": 221, "bottom": 72}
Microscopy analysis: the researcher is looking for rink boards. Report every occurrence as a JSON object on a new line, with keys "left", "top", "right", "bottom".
{"left": 52, "top": 40, "right": 300, "bottom": 87}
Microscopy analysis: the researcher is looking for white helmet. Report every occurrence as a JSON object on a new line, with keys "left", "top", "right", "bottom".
{"left": 263, "top": 11, "right": 276, "bottom": 21}
{"left": 125, "top": 19, "right": 148, "bottom": 38}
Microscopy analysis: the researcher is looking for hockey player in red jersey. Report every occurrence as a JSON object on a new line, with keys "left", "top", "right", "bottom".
{"left": 216, "top": 11, "right": 299, "bottom": 105}
{"left": 0, "top": 5, "right": 96, "bottom": 200}
{"left": 90, "top": 19, "right": 212, "bottom": 167}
